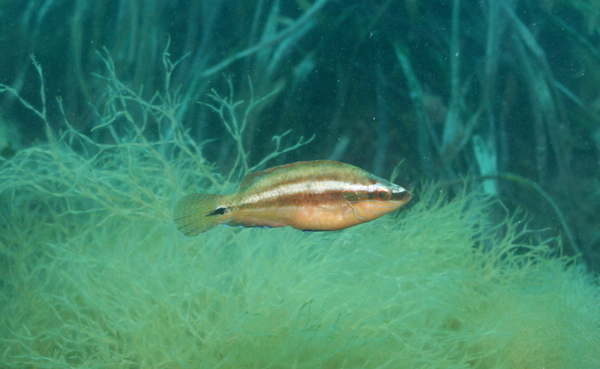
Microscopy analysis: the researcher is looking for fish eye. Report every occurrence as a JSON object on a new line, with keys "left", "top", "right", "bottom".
{"left": 376, "top": 189, "right": 391, "bottom": 201}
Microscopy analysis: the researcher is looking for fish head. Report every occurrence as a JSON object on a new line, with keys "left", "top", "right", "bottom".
{"left": 342, "top": 181, "right": 412, "bottom": 222}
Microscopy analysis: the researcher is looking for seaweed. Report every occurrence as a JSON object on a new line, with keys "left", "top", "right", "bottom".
{"left": 0, "top": 53, "right": 599, "bottom": 368}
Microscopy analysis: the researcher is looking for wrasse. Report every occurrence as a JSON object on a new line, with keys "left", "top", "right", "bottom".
{"left": 173, "top": 160, "right": 412, "bottom": 237}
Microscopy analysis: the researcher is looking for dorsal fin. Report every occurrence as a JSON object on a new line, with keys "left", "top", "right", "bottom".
{"left": 239, "top": 170, "right": 269, "bottom": 190}
{"left": 239, "top": 161, "right": 326, "bottom": 190}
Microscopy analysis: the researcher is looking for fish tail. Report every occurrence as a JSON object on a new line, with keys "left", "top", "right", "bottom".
{"left": 173, "top": 193, "right": 225, "bottom": 237}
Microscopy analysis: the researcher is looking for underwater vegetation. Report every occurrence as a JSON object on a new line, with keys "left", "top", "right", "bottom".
{"left": 2, "top": 0, "right": 600, "bottom": 271}
{"left": 0, "top": 54, "right": 599, "bottom": 368}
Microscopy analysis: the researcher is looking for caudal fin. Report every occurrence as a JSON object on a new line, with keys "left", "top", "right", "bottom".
{"left": 173, "top": 193, "right": 223, "bottom": 236}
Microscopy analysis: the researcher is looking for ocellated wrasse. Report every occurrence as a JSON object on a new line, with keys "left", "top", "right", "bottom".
{"left": 173, "top": 160, "right": 411, "bottom": 236}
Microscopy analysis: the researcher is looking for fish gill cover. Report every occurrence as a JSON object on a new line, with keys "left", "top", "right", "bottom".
{"left": 0, "top": 55, "right": 599, "bottom": 368}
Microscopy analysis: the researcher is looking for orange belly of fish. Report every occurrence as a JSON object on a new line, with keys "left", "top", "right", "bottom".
{"left": 224, "top": 202, "right": 358, "bottom": 231}
{"left": 288, "top": 202, "right": 361, "bottom": 230}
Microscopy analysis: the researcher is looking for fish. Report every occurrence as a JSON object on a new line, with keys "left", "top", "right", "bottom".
{"left": 173, "top": 160, "right": 412, "bottom": 237}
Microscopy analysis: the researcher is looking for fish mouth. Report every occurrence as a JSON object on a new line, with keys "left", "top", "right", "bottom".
{"left": 391, "top": 189, "right": 412, "bottom": 202}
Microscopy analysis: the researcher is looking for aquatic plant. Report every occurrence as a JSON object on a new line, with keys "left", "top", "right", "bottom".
{"left": 2, "top": 0, "right": 600, "bottom": 270}
{"left": 0, "top": 52, "right": 599, "bottom": 368}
